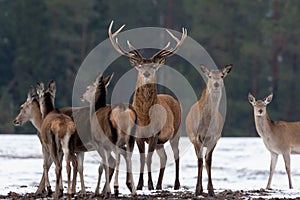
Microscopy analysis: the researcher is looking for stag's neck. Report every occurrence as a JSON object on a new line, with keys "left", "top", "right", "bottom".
{"left": 133, "top": 83, "right": 158, "bottom": 125}
{"left": 254, "top": 112, "right": 273, "bottom": 138}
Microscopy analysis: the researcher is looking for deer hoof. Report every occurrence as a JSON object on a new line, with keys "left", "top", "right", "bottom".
{"left": 114, "top": 185, "right": 119, "bottom": 197}
{"left": 208, "top": 190, "right": 215, "bottom": 197}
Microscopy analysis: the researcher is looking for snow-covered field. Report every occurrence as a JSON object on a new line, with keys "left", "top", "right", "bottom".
{"left": 1, "top": 135, "right": 300, "bottom": 199}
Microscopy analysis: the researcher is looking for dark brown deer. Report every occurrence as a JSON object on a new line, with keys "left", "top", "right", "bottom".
{"left": 108, "top": 21, "right": 186, "bottom": 190}
{"left": 81, "top": 73, "right": 137, "bottom": 197}
{"left": 36, "top": 80, "right": 77, "bottom": 198}
{"left": 186, "top": 64, "right": 232, "bottom": 196}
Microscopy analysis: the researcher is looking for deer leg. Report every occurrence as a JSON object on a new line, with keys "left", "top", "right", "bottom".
{"left": 125, "top": 143, "right": 136, "bottom": 196}
{"left": 155, "top": 144, "right": 167, "bottom": 190}
{"left": 170, "top": 135, "right": 180, "bottom": 190}
{"left": 100, "top": 150, "right": 111, "bottom": 198}
{"left": 76, "top": 152, "right": 86, "bottom": 195}
{"left": 38, "top": 148, "right": 52, "bottom": 196}
{"left": 194, "top": 142, "right": 203, "bottom": 196}
{"left": 147, "top": 136, "right": 158, "bottom": 190}
{"left": 136, "top": 139, "right": 145, "bottom": 190}
{"left": 114, "top": 148, "right": 121, "bottom": 196}
{"left": 205, "top": 145, "right": 216, "bottom": 197}
{"left": 71, "top": 154, "right": 78, "bottom": 195}
{"left": 282, "top": 152, "right": 293, "bottom": 189}
{"left": 267, "top": 152, "right": 278, "bottom": 189}
{"left": 95, "top": 163, "right": 103, "bottom": 196}
{"left": 108, "top": 154, "right": 116, "bottom": 182}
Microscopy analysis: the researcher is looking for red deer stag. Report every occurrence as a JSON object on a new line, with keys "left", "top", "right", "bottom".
{"left": 248, "top": 92, "right": 300, "bottom": 189}
{"left": 36, "top": 80, "right": 76, "bottom": 198}
{"left": 108, "top": 21, "right": 186, "bottom": 190}
{"left": 81, "top": 73, "right": 137, "bottom": 197}
{"left": 186, "top": 64, "right": 232, "bottom": 196}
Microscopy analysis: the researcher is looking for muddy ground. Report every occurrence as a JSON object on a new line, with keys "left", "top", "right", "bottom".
{"left": 1, "top": 189, "right": 300, "bottom": 200}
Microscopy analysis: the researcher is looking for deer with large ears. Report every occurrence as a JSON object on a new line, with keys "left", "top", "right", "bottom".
{"left": 81, "top": 73, "right": 137, "bottom": 198}
{"left": 248, "top": 92, "right": 300, "bottom": 189}
{"left": 13, "top": 87, "right": 87, "bottom": 196}
{"left": 186, "top": 64, "right": 232, "bottom": 196}
{"left": 108, "top": 21, "right": 186, "bottom": 190}
{"left": 36, "top": 80, "right": 77, "bottom": 198}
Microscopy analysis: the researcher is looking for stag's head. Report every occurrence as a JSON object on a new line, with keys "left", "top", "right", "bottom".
{"left": 13, "top": 87, "right": 39, "bottom": 126}
{"left": 108, "top": 21, "right": 187, "bottom": 84}
{"left": 36, "top": 80, "right": 56, "bottom": 118}
{"left": 200, "top": 64, "right": 233, "bottom": 95}
{"left": 248, "top": 93, "right": 273, "bottom": 117}
{"left": 81, "top": 73, "right": 113, "bottom": 104}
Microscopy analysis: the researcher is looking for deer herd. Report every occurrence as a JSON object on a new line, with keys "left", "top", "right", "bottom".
{"left": 12, "top": 21, "right": 300, "bottom": 199}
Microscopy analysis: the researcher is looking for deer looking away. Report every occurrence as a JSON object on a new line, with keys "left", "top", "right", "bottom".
{"left": 13, "top": 87, "right": 87, "bottom": 196}
{"left": 36, "top": 80, "right": 77, "bottom": 198}
{"left": 248, "top": 92, "right": 300, "bottom": 189}
{"left": 186, "top": 64, "right": 233, "bottom": 196}
{"left": 108, "top": 21, "right": 186, "bottom": 190}
{"left": 81, "top": 73, "right": 137, "bottom": 198}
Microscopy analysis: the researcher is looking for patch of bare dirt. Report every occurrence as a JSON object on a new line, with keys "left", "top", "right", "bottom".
{"left": 1, "top": 189, "right": 300, "bottom": 199}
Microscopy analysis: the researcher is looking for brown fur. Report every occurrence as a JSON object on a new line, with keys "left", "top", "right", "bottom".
{"left": 249, "top": 93, "right": 300, "bottom": 189}
{"left": 186, "top": 65, "right": 232, "bottom": 196}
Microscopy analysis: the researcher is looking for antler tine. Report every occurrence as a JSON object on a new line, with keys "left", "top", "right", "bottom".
{"left": 108, "top": 20, "right": 142, "bottom": 60}
{"left": 151, "top": 27, "right": 187, "bottom": 59}
{"left": 127, "top": 40, "right": 144, "bottom": 60}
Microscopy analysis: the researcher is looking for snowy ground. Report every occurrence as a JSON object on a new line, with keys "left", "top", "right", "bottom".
{"left": 1, "top": 135, "right": 300, "bottom": 199}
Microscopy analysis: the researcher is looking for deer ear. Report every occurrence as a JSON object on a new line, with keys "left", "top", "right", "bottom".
{"left": 248, "top": 92, "right": 256, "bottom": 105}
{"left": 222, "top": 64, "right": 233, "bottom": 78}
{"left": 48, "top": 80, "right": 56, "bottom": 96}
{"left": 264, "top": 92, "right": 273, "bottom": 105}
{"left": 95, "top": 73, "right": 103, "bottom": 85}
{"left": 27, "top": 86, "right": 36, "bottom": 102}
{"left": 103, "top": 73, "right": 114, "bottom": 87}
{"left": 199, "top": 64, "right": 210, "bottom": 77}
{"left": 36, "top": 82, "right": 44, "bottom": 96}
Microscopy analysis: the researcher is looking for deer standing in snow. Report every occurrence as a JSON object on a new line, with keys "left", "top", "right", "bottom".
{"left": 35, "top": 80, "right": 77, "bottom": 198}
{"left": 13, "top": 87, "right": 86, "bottom": 196}
{"left": 186, "top": 64, "right": 232, "bottom": 196}
{"left": 248, "top": 92, "right": 300, "bottom": 189}
{"left": 108, "top": 21, "right": 186, "bottom": 190}
{"left": 81, "top": 73, "right": 137, "bottom": 197}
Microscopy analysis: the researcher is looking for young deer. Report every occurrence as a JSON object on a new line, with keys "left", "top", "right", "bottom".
{"left": 13, "top": 87, "right": 86, "bottom": 196}
{"left": 81, "top": 73, "right": 137, "bottom": 197}
{"left": 248, "top": 92, "right": 300, "bottom": 189}
{"left": 186, "top": 64, "right": 232, "bottom": 196}
{"left": 36, "top": 80, "right": 76, "bottom": 198}
{"left": 108, "top": 21, "right": 186, "bottom": 190}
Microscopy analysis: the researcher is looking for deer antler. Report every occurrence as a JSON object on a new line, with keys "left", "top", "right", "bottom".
{"left": 151, "top": 27, "right": 187, "bottom": 61}
{"left": 108, "top": 20, "right": 187, "bottom": 62}
{"left": 108, "top": 21, "right": 143, "bottom": 61}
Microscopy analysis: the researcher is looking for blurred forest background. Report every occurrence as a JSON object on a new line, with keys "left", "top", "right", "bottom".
{"left": 1, "top": 0, "right": 299, "bottom": 136}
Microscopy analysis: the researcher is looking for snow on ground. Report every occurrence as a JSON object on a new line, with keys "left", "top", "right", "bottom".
{"left": 1, "top": 135, "right": 300, "bottom": 199}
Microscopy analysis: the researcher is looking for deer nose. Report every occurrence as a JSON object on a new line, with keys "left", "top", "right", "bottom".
{"left": 13, "top": 119, "right": 19, "bottom": 125}
{"left": 258, "top": 109, "right": 263, "bottom": 114}
{"left": 214, "top": 82, "right": 219, "bottom": 88}
{"left": 143, "top": 71, "right": 150, "bottom": 78}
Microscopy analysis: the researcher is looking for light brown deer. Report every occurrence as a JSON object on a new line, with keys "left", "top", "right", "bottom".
{"left": 248, "top": 92, "right": 300, "bottom": 189}
{"left": 186, "top": 64, "right": 232, "bottom": 196}
{"left": 36, "top": 80, "right": 76, "bottom": 198}
{"left": 81, "top": 73, "right": 137, "bottom": 197}
{"left": 108, "top": 21, "right": 186, "bottom": 190}
{"left": 13, "top": 87, "right": 86, "bottom": 196}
